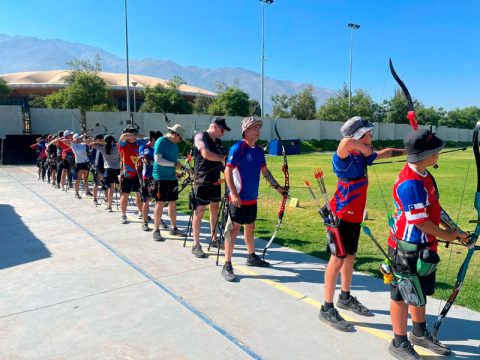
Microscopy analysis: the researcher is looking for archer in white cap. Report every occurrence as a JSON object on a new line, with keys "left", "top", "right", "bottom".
{"left": 319, "top": 116, "right": 407, "bottom": 331}
{"left": 220, "top": 117, "right": 288, "bottom": 282}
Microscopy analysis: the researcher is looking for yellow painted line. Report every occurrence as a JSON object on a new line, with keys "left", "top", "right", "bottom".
{"left": 233, "top": 263, "right": 433, "bottom": 356}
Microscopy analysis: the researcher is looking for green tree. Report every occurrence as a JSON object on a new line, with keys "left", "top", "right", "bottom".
{"left": 317, "top": 85, "right": 375, "bottom": 122}
{"left": 29, "top": 96, "right": 47, "bottom": 108}
{"left": 289, "top": 85, "right": 317, "bottom": 120}
{"left": 440, "top": 107, "right": 480, "bottom": 129}
{"left": 416, "top": 107, "right": 445, "bottom": 126}
{"left": 140, "top": 82, "right": 193, "bottom": 114}
{"left": 193, "top": 95, "right": 213, "bottom": 114}
{"left": 0, "top": 77, "right": 11, "bottom": 99}
{"left": 44, "top": 58, "right": 114, "bottom": 112}
{"left": 207, "top": 87, "right": 250, "bottom": 116}
{"left": 271, "top": 94, "right": 290, "bottom": 118}
{"left": 249, "top": 99, "right": 261, "bottom": 116}
{"left": 384, "top": 89, "right": 422, "bottom": 124}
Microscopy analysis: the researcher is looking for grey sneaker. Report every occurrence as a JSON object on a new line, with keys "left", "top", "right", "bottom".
{"left": 246, "top": 253, "right": 270, "bottom": 267}
{"left": 210, "top": 237, "right": 225, "bottom": 250}
{"left": 142, "top": 222, "right": 150, "bottom": 231}
{"left": 153, "top": 229, "right": 164, "bottom": 242}
{"left": 409, "top": 331, "right": 451, "bottom": 356}
{"left": 318, "top": 306, "right": 354, "bottom": 332}
{"left": 169, "top": 227, "right": 185, "bottom": 236}
{"left": 389, "top": 339, "right": 423, "bottom": 360}
{"left": 121, "top": 214, "right": 128, "bottom": 224}
{"left": 336, "top": 295, "right": 373, "bottom": 316}
{"left": 75, "top": 192, "right": 81, "bottom": 199}
{"left": 221, "top": 262, "right": 236, "bottom": 282}
{"left": 105, "top": 206, "right": 112, "bottom": 212}
{"left": 192, "top": 243, "right": 206, "bottom": 258}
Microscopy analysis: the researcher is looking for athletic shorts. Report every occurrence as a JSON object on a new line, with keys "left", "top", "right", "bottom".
{"left": 193, "top": 184, "right": 221, "bottom": 206}
{"left": 104, "top": 168, "right": 120, "bottom": 186}
{"left": 152, "top": 179, "right": 179, "bottom": 202}
{"left": 74, "top": 162, "right": 90, "bottom": 172}
{"left": 230, "top": 203, "right": 257, "bottom": 225}
{"left": 329, "top": 219, "right": 361, "bottom": 257}
{"left": 388, "top": 247, "right": 436, "bottom": 302}
{"left": 61, "top": 158, "right": 72, "bottom": 171}
{"left": 121, "top": 176, "right": 140, "bottom": 193}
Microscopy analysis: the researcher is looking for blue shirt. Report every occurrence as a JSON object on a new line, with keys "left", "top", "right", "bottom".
{"left": 153, "top": 136, "right": 178, "bottom": 181}
{"left": 139, "top": 144, "right": 154, "bottom": 178}
{"left": 226, "top": 140, "right": 266, "bottom": 205}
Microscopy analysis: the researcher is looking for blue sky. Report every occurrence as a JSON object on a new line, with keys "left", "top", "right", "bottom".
{"left": 2, "top": 0, "right": 479, "bottom": 110}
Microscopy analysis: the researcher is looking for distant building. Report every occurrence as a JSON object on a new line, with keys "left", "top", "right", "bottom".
{"left": 0, "top": 70, "right": 216, "bottom": 110}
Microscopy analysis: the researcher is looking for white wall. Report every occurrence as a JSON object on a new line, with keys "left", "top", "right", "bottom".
{"left": 2, "top": 107, "right": 475, "bottom": 143}
{"left": 0, "top": 105, "right": 23, "bottom": 138}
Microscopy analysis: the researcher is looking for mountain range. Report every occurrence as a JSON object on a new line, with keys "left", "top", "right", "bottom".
{"left": 0, "top": 34, "right": 337, "bottom": 114}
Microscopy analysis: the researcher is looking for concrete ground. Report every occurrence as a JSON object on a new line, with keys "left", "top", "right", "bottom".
{"left": 1, "top": 165, "right": 479, "bottom": 360}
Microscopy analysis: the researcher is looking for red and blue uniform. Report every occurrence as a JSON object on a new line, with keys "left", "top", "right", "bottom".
{"left": 117, "top": 139, "right": 146, "bottom": 179}
{"left": 388, "top": 163, "right": 440, "bottom": 251}
{"left": 226, "top": 140, "right": 266, "bottom": 206}
{"left": 329, "top": 151, "right": 377, "bottom": 223}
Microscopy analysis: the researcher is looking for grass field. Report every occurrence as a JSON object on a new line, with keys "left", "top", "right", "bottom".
{"left": 178, "top": 145, "right": 480, "bottom": 312}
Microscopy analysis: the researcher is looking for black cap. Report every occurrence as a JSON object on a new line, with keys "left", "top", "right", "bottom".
{"left": 94, "top": 134, "right": 104, "bottom": 140}
{"left": 212, "top": 116, "right": 231, "bottom": 131}
{"left": 404, "top": 129, "right": 445, "bottom": 163}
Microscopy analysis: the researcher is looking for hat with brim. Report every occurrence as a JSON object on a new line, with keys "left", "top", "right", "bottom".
{"left": 241, "top": 117, "right": 263, "bottom": 133}
{"left": 404, "top": 129, "right": 445, "bottom": 163}
{"left": 63, "top": 130, "right": 73, "bottom": 137}
{"left": 340, "top": 116, "right": 374, "bottom": 140}
{"left": 167, "top": 124, "right": 186, "bottom": 140}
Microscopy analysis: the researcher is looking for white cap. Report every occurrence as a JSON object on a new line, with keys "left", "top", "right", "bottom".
{"left": 64, "top": 130, "right": 73, "bottom": 136}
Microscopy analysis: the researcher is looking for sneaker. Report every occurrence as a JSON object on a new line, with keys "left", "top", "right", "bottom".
{"left": 210, "top": 237, "right": 225, "bottom": 250}
{"left": 246, "top": 253, "right": 270, "bottom": 267}
{"left": 75, "top": 192, "right": 81, "bottom": 199}
{"left": 160, "top": 219, "right": 169, "bottom": 229}
{"left": 56, "top": 184, "right": 61, "bottom": 189}
{"left": 93, "top": 198, "right": 98, "bottom": 205}
{"left": 409, "top": 331, "right": 451, "bottom": 356}
{"left": 336, "top": 295, "right": 373, "bottom": 316}
{"left": 169, "top": 227, "right": 185, "bottom": 236}
{"left": 142, "top": 221, "right": 150, "bottom": 231}
{"left": 105, "top": 206, "right": 113, "bottom": 212}
{"left": 121, "top": 214, "right": 128, "bottom": 224}
{"left": 389, "top": 339, "right": 423, "bottom": 360}
{"left": 318, "top": 306, "right": 354, "bottom": 332}
{"left": 221, "top": 262, "right": 236, "bottom": 282}
{"left": 138, "top": 213, "right": 143, "bottom": 219}
{"left": 85, "top": 191, "right": 94, "bottom": 197}
{"left": 153, "top": 229, "right": 164, "bottom": 242}
{"left": 192, "top": 243, "right": 206, "bottom": 258}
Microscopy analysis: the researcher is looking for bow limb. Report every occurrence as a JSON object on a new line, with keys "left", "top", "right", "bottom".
{"left": 389, "top": 59, "right": 419, "bottom": 130}
{"left": 262, "top": 120, "right": 289, "bottom": 260}
{"left": 431, "top": 121, "right": 480, "bottom": 340}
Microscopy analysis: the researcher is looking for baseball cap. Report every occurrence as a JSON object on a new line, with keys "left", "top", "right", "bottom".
{"left": 212, "top": 116, "right": 231, "bottom": 131}
{"left": 63, "top": 130, "right": 73, "bottom": 137}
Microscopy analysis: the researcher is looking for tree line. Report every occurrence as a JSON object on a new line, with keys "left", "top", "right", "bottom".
{"left": 1, "top": 58, "right": 478, "bottom": 129}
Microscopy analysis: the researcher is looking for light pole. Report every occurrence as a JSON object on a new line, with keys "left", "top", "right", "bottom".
{"left": 347, "top": 23, "right": 360, "bottom": 112}
{"left": 124, "top": 0, "right": 131, "bottom": 114}
{"left": 131, "top": 81, "right": 138, "bottom": 112}
{"left": 260, "top": 0, "right": 273, "bottom": 118}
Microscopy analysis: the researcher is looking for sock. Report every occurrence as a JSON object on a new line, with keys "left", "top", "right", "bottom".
{"left": 323, "top": 302, "right": 334, "bottom": 311}
{"left": 247, "top": 253, "right": 255, "bottom": 259}
{"left": 394, "top": 334, "right": 409, "bottom": 347}
{"left": 340, "top": 290, "right": 350, "bottom": 300}
{"left": 412, "top": 321, "right": 427, "bottom": 337}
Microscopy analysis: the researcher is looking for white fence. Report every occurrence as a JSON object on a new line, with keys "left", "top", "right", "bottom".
{"left": 0, "top": 106, "right": 474, "bottom": 142}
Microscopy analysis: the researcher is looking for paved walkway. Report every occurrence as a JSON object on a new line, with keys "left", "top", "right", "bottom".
{"left": 1, "top": 166, "right": 479, "bottom": 360}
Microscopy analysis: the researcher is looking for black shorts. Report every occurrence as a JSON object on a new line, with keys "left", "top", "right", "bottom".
{"left": 193, "top": 184, "right": 221, "bottom": 206}
{"left": 331, "top": 219, "right": 361, "bottom": 257}
{"left": 61, "top": 158, "right": 72, "bottom": 170}
{"left": 104, "top": 168, "right": 120, "bottom": 187}
{"left": 36, "top": 158, "right": 45, "bottom": 168}
{"left": 230, "top": 203, "right": 257, "bottom": 225}
{"left": 75, "top": 162, "right": 90, "bottom": 172}
{"left": 121, "top": 176, "right": 140, "bottom": 193}
{"left": 152, "top": 179, "right": 179, "bottom": 202}
{"left": 388, "top": 247, "right": 436, "bottom": 302}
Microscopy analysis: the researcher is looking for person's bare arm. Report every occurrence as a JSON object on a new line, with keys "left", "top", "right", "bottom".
{"left": 415, "top": 220, "right": 470, "bottom": 245}
{"left": 336, "top": 138, "right": 373, "bottom": 159}
{"left": 375, "top": 148, "right": 407, "bottom": 160}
